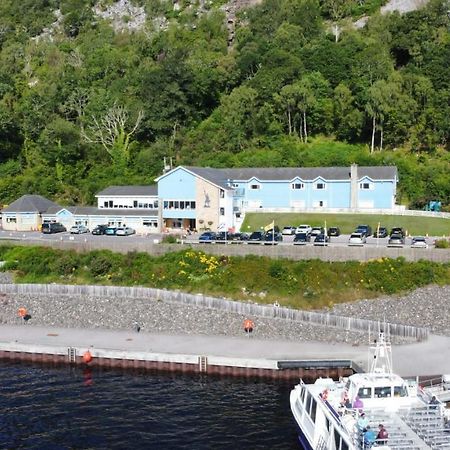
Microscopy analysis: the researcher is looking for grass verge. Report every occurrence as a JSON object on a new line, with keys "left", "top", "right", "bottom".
{"left": 1, "top": 245, "right": 449, "bottom": 310}
{"left": 242, "top": 212, "right": 450, "bottom": 236}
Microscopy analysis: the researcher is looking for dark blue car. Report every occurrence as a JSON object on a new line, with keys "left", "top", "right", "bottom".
{"left": 199, "top": 231, "right": 217, "bottom": 243}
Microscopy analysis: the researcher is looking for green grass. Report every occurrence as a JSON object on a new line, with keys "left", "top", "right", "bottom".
{"left": 1, "top": 245, "right": 450, "bottom": 310}
{"left": 241, "top": 213, "right": 450, "bottom": 236}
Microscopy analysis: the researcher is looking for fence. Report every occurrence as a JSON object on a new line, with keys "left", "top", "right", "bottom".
{"left": 0, "top": 283, "right": 429, "bottom": 342}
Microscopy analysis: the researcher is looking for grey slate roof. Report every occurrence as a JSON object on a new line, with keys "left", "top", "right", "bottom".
{"left": 2, "top": 195, "right": 60, "bottom": 213}
{"left": 96, "top": 185, "right": 158, "bottom": 196}
{"left": 183, "top": 166, "right": 398, "bottom": 189}
{"left": 45, "top": 206, "right": 157, "bottom": 217}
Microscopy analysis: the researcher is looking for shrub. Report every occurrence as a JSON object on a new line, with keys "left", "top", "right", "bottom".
{"left": 162, "top": 235, "right": 178, "bottom": 244}
{"left": 435, "top": 239, "right": 450, "bottom": 249}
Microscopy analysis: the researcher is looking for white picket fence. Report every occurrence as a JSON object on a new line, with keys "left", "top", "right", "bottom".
{"left": 0, "top": 283, "right": 429, "bottom": 342}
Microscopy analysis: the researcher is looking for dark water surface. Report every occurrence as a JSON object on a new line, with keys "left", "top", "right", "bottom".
{"left": 0, "top": 362, "right": 299, "bottom": 449}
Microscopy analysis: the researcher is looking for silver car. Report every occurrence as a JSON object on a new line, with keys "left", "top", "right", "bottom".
{"left": 69, "top": 225, "right": 89, "bottom": 234}
{"left": 411, "top": 236, "right": 428, "bottom": 248}
{"left": 115, "top": 226, "right": 135, "bottom": 236}
{"left": 348, "top": 232, "right": 366, "bottom": 246}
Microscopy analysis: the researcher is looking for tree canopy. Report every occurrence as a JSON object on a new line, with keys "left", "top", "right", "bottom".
{"left": 0, "top": 0, "right": 449, "bottom": 208}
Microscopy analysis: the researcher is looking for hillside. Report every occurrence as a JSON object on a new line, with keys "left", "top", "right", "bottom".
{"left": 0, "top": 0, "right": 449, "bottom": 208}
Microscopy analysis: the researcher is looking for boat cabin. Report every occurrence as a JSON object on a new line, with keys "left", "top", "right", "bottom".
{"left": 345, "top": 372, "right": 415, "bottom": 410}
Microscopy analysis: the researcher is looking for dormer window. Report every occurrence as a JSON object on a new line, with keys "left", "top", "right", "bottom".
{"left": 360, "top": 182, "right": 372, "bottom": 190}
{"left": 250, "top": 183, "right": 261, "bottom": 190}
{"left": 315, "top": 182, "right": 326, "bottom": 190}
{"left": 291, "top": 182, "right": 304, "bottom": 190}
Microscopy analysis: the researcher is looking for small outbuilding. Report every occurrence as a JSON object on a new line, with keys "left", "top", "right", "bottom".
{"left": 1, "top": 195, "right": 61, "bottom": 231}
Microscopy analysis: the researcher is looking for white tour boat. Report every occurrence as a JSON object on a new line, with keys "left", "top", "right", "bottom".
{"left": 290, "top": 332, "right": 450, "bottom": 449}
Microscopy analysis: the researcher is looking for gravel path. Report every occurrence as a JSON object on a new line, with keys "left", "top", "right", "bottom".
{"left": 0, "top": 273, "right": 449, "bottom": 345}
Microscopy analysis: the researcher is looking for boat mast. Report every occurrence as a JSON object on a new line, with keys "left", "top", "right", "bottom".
{"left": 369, "top": 330, "right": 393, "bottom": 374}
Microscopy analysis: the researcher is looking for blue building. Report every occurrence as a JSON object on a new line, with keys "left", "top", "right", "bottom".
{"left": 155, "top": 164, "right": 398, "bottom": 232}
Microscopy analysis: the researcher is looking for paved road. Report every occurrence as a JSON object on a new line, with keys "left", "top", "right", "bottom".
{"left": 1, "top": 324, "right": 449, "bottom": 377}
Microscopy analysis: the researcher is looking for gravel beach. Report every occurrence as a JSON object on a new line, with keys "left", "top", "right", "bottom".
{"left": 0, "top": 270, "right": 449, "bottom": 345}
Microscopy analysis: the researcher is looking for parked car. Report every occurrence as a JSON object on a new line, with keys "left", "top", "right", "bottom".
{"left": 70, "top": 225, "right": 89, "bottom": 234}
{"left": 92, "top": 224, "right": 108, "bottom": 235}
{"left": 355, "top": 224, "right": 372, "bottom": 237}
{"left": 327, "top": 227, "right": 340, "bottom": 237}
{"left": 215, "top": 231, "right": 231, "bottom": 241}
{"left": 314, "top": 234, "right": 330, "bottom": 246}
{"left": 264, "top": 231, "right": 283, "bottom": 244}
{"left": 199, "top": 231, "right": 217, "bottom": 242}
{"left": 310, "top": 226, "right": 324, "bottom": 237}
{"left": 247, "top": 231, "right": 265, "bottom": 243}
{"left": 105, "top": 226, "right": 118, "bottom": 235}
{"left": 282, "top": 226, "right": 296, "bottom": 235}
{"left": 231, "top": 232, "right": 249, "bottom": 241}
{"left": 388, "top": 233, "right": 405, "bottom": 246}
{"left": 348, "top": 232, "right": 366, "bottom": 246}
{"left": 115, "top": 226, "right": 135, "bottom": 236}
{"left": 41, "top": 222, "right": 66, "bottom": 234}
{"left": 411, "top": 236, "right": 428, "bottom": 248}
{"left": 295, "top": 224, "right": 312, "bottom": 235}
{"left": 373, "top": 227, "right": 388, "bottom": 238}
{"left": 390, "top": 227, "right": 405, "bottom": 237}
{"left": 293, "top": 232, "right": 311, "bottom": 245}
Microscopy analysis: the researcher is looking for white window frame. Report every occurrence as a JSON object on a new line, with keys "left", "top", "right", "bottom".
{"left": 291, "top": 182, "right": 305, "bottom": 190}
{"left": 249, "top": 183, "right": 261, "bottom": 190}
{"left": 359, "top": 182, "right": 373, "bottom": 190}
{"left": 315, "top": 182, "right": 326, "bottom": 190}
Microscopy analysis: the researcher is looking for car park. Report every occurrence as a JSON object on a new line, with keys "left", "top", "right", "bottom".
{"left": 327, "top": 227, "right": 340, "bottom": 237}
{"left": 310, "top": 227, "right": 324, "bottom": 237}
{"left": 41, "top": 222, "right": 66, "bottom": 234}
{"left": 115, "top": 226, "right": 135, "bottom": 236}
{"left": 199, "top": 231, "right": 217, "bottom": 242}
{"left": 388, "top": 233, "right": 405, "bottom": 247}
{"left": 313, "top": 234, "right": 330, "bottom": 246}
{"left": 282, "top": 226, "right": 296, "bottom": 235}
{"left": 248, "top": 231, "right": 265, "bottom": 243}
{"left": 92, "top": 224, "right": 108, "bottom": 235}
{"left": 348, "top": 232, "right": 366, "bottom": 246}
{"left": 411, "top": 236, "right": 428, "bottom": 248}
{"left": 355, "top": 224, "right": 372, "bottom": 237}
{"left": 373, "top": 227, "right": 388, "bottom": 238}
{"left": 105, "top": 226, "right": 118, "bottom": 235}
{"left": 295, "top": 224, "right": 312, "bottom": 235}
{"left": 293, "top": 233, "right": 310, "bottom": 245}
{"left": 69, "top": 225, "right": 89, "bottom": 234}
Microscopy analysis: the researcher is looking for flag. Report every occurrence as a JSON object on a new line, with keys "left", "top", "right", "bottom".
{"left": 264, "top": 220, "right": 274, "bottom": 232}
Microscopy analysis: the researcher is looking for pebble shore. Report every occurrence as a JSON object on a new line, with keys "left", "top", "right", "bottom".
{"left": 0, "top": 272, "right": 449, "bottom": 345}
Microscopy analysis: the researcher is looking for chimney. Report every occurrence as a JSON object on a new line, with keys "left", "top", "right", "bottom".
{"left": 350, "top": 163, "right": 358, "bottom": 209}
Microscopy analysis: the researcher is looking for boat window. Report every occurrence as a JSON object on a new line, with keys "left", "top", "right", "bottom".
{"left": 300, "top": 387, "right": 306, "bottom": 402}
{"left": 305, "top": 393, "right": 313, "bottom": 414}
{"left": 374, "top": 386, "right": 391, "bottom": 398}
{"left": 357, "top": 387, "right": 372, "bottom": 399}
{"left": 394, "top": 385, "right": 408, "bottom": 397}
{"left": 310, "top": 399, "right": 317, "bottom": 422}
{"left": 334, "top": 430, "right": 341, "bottom": 449}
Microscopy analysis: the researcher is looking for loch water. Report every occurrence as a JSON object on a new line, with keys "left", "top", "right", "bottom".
{"left": 0, "top": 362, "right": 300, "bottom": 449}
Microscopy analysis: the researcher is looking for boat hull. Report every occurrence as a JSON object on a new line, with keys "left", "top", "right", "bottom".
{"left": 293, "top": 421, "right": 314, "bottom": 450}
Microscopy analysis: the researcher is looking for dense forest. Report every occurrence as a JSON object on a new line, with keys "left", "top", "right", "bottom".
{"left": 0, "top": 0, "right": 449, "bottom": 208}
